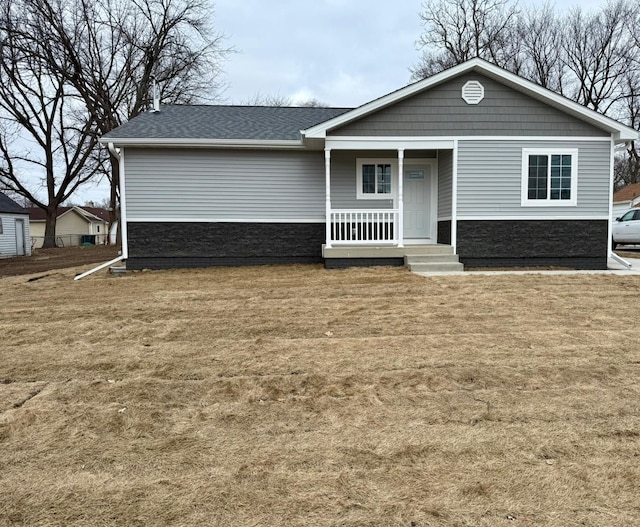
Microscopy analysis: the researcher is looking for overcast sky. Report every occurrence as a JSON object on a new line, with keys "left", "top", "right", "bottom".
{"left": 215, "top": 0, "right": 608, "bottom": 108}
{"left": 77, "top": 0, "right": 608, "bottom": 203}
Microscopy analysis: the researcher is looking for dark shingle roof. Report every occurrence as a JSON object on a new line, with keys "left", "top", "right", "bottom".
{"left": 0, "top": 192, "right": 27, "bottom": 214}
{"left": 102, "top": 105, "right": 354, "bottom": 141}
{"left": 27, "top": 206, "right": 109, "bottom": 222}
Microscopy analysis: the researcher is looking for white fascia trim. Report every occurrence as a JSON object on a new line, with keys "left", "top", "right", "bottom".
{"left": 457, "top": 215, "right": 610, "bottom": 221}
{"left": 331, "top": 135, "right": 613, "bottom": 143}
{"left": 302, "top": 58, "right": 638, "bottom": 141}
{"left": 127, "top": 218, "right": 325, "bottom": 223}
{"left": 437, "top": 216, "right": 453, "bottom": 222}
{"left": 457, "top": 136, "right": 612, "bottom": 142}
{"left": 73, "top": 206, "right": 105, "bottom": 222}
{"left": 97, "top": 137, "right": 306, "bottom": 149}
{"left": 57, "top": 208, "right": 83, "bottom": 221}
{"left": 326, "top": 138, "right": 455, "bottom": 150}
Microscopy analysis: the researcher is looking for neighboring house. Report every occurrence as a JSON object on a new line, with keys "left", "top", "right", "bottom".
{"left": 0, "top": 192, "right": 31, "bottom": 258}
{"left": 29, "top": 206, "right": 110, "bottom": 248}
{"left": 99, "top": 58, "right": 639, "bottom": 271}
{"left": 612, "top": 183, "right": 640, "bottom": 221}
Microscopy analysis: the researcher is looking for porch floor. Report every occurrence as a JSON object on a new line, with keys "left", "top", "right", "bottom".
{"left": 323, "top": 244, "right": 464, "bottom": 272}
{"left": 322, "top": 244, "right": 454, "bottom": 259}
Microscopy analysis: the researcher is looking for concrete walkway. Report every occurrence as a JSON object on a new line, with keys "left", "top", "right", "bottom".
{"left": 414, "top": 257, "right": 640, "bottom": 277}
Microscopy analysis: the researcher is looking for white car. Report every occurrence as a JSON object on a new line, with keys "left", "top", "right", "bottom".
{"left": 612, "top": 209, "right": 640, "bottom": 248}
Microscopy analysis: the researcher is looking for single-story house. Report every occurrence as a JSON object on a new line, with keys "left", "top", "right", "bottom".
{"left": 99, "top": 58, "right": 639, "bottom": 271}
{"left": 0, "top": 192, "right": 31, "bottom": 258}
{"left": 29, "top": 206, "right": 110, "bottom": 248}
{"left": 612, "top": 183, "right": 640, "bottom": 222}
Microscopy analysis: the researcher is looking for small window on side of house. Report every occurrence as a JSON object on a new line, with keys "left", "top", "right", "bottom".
{"left": 521, "top": 149, "right": 578, "bottom": 207}
{"left": 0, "top": 218, "right": 3, "bottom": 234}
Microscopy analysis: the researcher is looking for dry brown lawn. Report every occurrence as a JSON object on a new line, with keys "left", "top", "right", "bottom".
{"left": 1, "top": 264, "right": 640, "bottom": 526}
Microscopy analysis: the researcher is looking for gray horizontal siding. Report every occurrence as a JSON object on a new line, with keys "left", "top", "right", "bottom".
{"left": 124, "top": 148, "right": 326, "bottom": 221}
{"left": 457, "top": 140, "right": 611, "bottom": 218}
{"left": 0, "top": 214, "right": 30, "bottom": 258}
{"left": 330, "top": 73, "right": 608, "bottom": 138}
{"left": 330, "top": 150, "right": 395, "bottom": 210}
{"left": 438, "top": 150, "right": 453, "bottom": 218}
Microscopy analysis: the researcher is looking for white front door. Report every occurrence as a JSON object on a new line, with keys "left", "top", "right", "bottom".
{"left": 403, "top": 164, "right": 433, "bottom": 240}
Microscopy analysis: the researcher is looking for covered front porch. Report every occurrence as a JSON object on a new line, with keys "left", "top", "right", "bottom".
{"left": 322, "top": 138, "right": 455, "bottom": 250}
{"left": 320, "top": 138, "right": 461, "bottom": 270}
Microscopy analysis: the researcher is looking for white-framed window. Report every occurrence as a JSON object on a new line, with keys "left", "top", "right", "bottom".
{"left": 521, "top": 149, "right": 578, "bottom": 206}
{"left": 356, "top": 158, "right": 397, "bottom": 199}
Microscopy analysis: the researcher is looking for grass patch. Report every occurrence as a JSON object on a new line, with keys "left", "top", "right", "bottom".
{"left": 1, "top": 264, "right": 640, "bottom": 526}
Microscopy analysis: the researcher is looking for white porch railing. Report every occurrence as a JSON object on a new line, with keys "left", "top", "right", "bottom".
{"left": 328, "top": 209, "right": 399, "bottom": 245}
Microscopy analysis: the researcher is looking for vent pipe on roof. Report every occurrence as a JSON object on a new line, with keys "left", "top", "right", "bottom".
{"left": 150, "top": 76, "right": 160, "bottom": 113}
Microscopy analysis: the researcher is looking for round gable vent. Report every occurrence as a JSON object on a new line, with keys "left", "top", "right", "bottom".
{"left": 462, "top": 80, "right": 485, "bottom": 104}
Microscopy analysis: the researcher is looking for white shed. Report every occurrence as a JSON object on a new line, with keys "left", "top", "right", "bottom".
{"left": 0, "top": 192, "right": 31, "bottom": 258}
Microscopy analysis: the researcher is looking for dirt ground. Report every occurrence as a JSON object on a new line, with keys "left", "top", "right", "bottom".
{"left": 2, "top": 245, "right": 638, "bottom": 278}
{"left": 1, "top": 264, "right": 640, "bottom": 526}
{"left": 0, "top": 245, "right": 120, "bottom": 277}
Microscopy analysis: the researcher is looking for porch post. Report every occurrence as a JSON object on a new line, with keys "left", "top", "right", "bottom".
{"left": 325, "top": 148, "right": 332, "bottom": 248}
{"left": 397, "top": 149, "right": 404, "bottom": 247}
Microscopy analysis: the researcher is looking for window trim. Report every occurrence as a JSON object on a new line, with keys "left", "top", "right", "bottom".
{"left": 356, "top": 158, "right": 397, "bottom": 200}
{"left": 521, "top": 148, "right": 578, "bottom": 207}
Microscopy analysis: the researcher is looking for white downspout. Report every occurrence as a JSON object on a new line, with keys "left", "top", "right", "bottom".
{"left": 607, "top": 137, "right": 632, "bottom": 270}
{"left": 75, "top": 142, "right": 128, "bottom": 280}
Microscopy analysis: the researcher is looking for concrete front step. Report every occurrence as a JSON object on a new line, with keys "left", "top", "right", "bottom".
{"left": 404, "top": 254, "right": 461, "bottom": 264}
{"left": 403, "top": 245, "right": 454, "bottom": 255}
{"left": 407, "top": 261, "right": 464, "bottom": 272}
{"left": 405, "top": 246, "right": 464, "bottom": 273}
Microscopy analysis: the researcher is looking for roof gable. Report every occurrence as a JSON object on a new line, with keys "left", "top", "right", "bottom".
{"left": 28, "top": 206, "right": 109, "bottom": 222}
{"left": 303, "top": 58, "right": 638, "bottom": 142}
{"left": 0, "top": 192, "right": 27, "bottom": 214}
{"left": 329, "top": 71, "right": 608, "bottom": 138}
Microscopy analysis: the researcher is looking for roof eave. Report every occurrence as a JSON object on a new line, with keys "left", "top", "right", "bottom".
{"left": 98, "top": 137, "right": 307, "bottom": 149}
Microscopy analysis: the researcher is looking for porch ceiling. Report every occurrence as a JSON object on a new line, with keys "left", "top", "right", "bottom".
{"left": 324, "top": 137, "right": 455, "bottom": 150}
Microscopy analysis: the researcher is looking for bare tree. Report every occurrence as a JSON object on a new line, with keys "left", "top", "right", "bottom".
{"left": 411, "top": 0, "right": 640, "bottom": 193}
{"left": 615, "top": 69, "right": 640, "bottom": 187}
{"left": 0, "top": 0, "right": 230, "bottom": 244}
{"left": 242, "top": 92, "right": 294, "bottom": 107}
{"left": 412, "top": 0, "right": 519, "bottom": 79}
{"left": 0, "top": 3, "right": 101, "bottom": 247}
{"left": 517, "top": 3, "right": 566, "bottom": 94}
{"left": 242, "top": 92, "right": 329, "bottom": 107}
{"left": 561, "top": 1, "right": 635, "bottom": 113}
